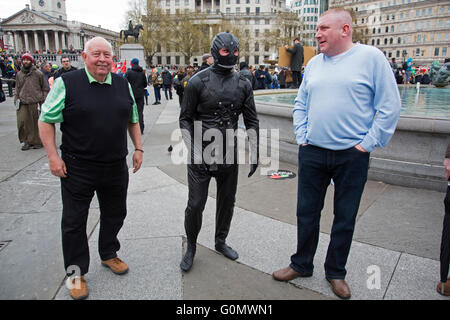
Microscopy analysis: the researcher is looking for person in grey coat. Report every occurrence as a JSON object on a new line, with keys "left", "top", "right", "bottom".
{"left": 285, "top": 38, "right": 304, "bottom": 88}
{"left": 239, "top": 61, "right": 256, "bottom": 89}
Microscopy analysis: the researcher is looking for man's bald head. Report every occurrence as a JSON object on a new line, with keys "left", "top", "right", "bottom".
{"left": 320, "top": 9, "right": 353, "bottom": 35}
{"left": 82, "top": 36, "right": 114, "bottom": 82}
{"left": 84, "top": 37, "right": 113, "bottom": 55}
{"left": 316, "top": 8, "right": 354, "bottom": 57}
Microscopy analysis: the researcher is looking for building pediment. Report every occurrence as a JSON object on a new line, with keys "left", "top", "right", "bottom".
{"left": 1, "top": 8, "right": 65, "bottom": 28}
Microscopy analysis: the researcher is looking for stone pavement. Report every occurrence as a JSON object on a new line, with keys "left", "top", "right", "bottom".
{"left": 0, "top": 91, "right": 448, "bottom": 300}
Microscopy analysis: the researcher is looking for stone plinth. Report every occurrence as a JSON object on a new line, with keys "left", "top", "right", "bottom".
{"left": 119, "top": 44, "right": 146, "bottom": 69}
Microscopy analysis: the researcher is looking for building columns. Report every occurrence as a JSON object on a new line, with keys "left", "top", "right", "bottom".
{"left": 13, "top": 32, "right": 20, "bottom": 53}
{"left": 54, "top": 31, "right": 60, "bottom": 52}
{"left": 44, "top": 31, "right": 49, "bottom": 53}
{"left": 24, "top": 32, "right": 30, "bottom": 52}
{"left": 34, "top": 31, "right": 40, "bottom": 53}
{"left": 61, "top": 32, "right": 67, "bottom": 50}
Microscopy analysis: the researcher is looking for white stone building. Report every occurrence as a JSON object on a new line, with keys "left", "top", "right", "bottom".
{"left": 289, "top": 0, "right": 320, "bottom": 46}
{"left": 155, "top": 0, "right": 298, "bottom": 66}
{"left": 330, "top": 0, "right": 450, "bottom": 65}
{"left": 0, "top": 0, "right": 119, "bottom": 67}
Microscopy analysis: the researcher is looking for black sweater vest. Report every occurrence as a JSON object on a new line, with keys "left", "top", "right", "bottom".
{"left": 61, "top": 69, "right": 134, "bottom": 163}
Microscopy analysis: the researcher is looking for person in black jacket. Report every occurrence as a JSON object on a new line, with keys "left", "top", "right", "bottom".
{"left": 125, "top": 58, "right": 148, "bottom": 134}
{"left": 195, "top": 53, "right": 214, "bottom": 74}
{"left": 161, "top": 67, "right": 173, "bottom": 100}
{"left": 179, "top": 32, "right": 259, "bottom": 272}
{"left": 254, "top": 65, "right": 266, "bottom": 90}
{"left": 239, "top": 61, "right": 256, "bottom": 89}
{"left": 173, "top": 66, "right": 186, "bottom": 105}
{"left": 54, "top": 56, "right": 77, "bottom": 79}
{"left": 285, "top": 38, "right": 304, "bottom": 88}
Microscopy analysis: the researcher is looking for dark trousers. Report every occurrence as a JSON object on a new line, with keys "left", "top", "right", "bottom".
{"left": 290, "top": 145, "right": 370, "bottom": 279}
{"left": 135, "top": 96, "right": 145, "bottom": 134}
{"left": 292, "top": 71, "right": 302, "bottom": 88}
{"left": 440, "top": 185, "right": 450, "bottom": 282}
{"left": 163, "top": 85, "right": 172, "bottom": 99}
{"left": 184, "top": 164, "right": 238, "bottom": 246}
{"left": 8, "top": 81, "right": 14, "bottom": 97}
{"left": 61, "top": 154, "right": 129, "bottom": 276}
{"left": 153, "top": 86, "right": 161, "bottom": 102}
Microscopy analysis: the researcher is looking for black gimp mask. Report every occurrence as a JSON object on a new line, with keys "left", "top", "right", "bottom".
{"left": 211, "top": 32, "right": 239, "bottom": 69}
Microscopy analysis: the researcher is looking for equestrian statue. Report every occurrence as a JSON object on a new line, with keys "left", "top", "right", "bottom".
{"left": 120, "top": 21, "right": 144, "bottom": 43}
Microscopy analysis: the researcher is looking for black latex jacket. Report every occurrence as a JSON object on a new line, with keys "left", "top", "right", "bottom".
{"left": 179, "top": 64, "right": 259, "bottom": 170}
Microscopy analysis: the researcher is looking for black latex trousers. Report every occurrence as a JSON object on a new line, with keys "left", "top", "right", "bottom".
{"left": 184, "top": 164, "right": 238, "bottom": 246}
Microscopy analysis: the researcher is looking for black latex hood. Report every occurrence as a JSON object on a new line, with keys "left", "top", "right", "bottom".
{"left": 211, "top": 32, "right": 239, "bottom": 69}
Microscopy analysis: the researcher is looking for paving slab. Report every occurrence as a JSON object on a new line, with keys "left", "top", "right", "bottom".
{"left": 0, "top": 207, "right": 100, "bottom": 300}
{"left": 354, "top": 185, "right": 445, "bottom": 261}
{"left": 384, "top": 253, "right": 447, "bottom": 300}
{"left": 196, "top": 206, "right": 404, "bottom": 300}
{"left": 54, "top": 237, "right": 182, "bottom": 300}
{"left": 183, "top": 245, "right": 332, "bottom": 300}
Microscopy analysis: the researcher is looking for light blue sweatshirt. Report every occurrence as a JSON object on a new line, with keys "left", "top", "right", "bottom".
{"left": 293, "top": 43, "right": 401, "bottom": 152}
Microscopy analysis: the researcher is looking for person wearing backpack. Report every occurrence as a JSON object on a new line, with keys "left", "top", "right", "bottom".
{"left": 173, "top": 66, "right": 186, "bottom": 105}
{"left": 151, "top": 70, "right": 163, "bottom": 105}
{"left": 161, "top": 67, "right": 173, "bottom": 100}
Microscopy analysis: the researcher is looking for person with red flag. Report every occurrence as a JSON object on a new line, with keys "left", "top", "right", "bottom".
{"left": 111, "top": 60, "right": 117, "bottom": 73}
{"left": 121, "top": 59, "right": 127, "bottom": 74}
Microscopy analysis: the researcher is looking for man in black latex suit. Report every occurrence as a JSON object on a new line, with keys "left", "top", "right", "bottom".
{"left": 179, "top": 32, "right": 259, "bottom": 272}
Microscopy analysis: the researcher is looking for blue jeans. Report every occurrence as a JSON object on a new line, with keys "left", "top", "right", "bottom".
{"left": 290, "top": 144, "right": 370, "bottom": 279}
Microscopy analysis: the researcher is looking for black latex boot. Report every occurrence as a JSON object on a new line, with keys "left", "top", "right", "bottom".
{"left": 215, "top": 243, "right": 239, "bottom": 261}
{"left": 180, "top": 243, "right": 196, "bottom": 272}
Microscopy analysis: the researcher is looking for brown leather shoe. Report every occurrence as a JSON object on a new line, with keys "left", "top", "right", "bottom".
{"left": 437, "top": 278, "right": 450, "bottom": 296}
{"left": 69, "top": 276, "right": 88, "bottom": 300}
{"left": 101, "top": 257, "right": 129, "bottom": 275}
{"left": 272, "top": 266, "right": 312, "bottom": 281}
{"left": 327, "top": 278, "right": 351, "bottom": 300}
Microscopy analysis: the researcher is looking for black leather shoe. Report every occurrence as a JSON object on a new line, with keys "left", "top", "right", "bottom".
{"left": 180, "top": 244, "right": 196, "bottom": 272}
{"left": 215, "top": 243, "right": 239, "bottom": 260}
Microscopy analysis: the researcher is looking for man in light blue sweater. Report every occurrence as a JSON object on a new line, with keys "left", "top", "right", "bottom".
{"left": 272, "top": 8, "right": 401, "bottom": 299}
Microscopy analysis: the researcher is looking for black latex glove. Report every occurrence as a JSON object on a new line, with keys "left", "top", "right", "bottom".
{"left": 248, "top": 164, "right": 258, "bottom": 178}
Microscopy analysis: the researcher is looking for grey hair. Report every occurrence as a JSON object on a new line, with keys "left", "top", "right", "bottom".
{"left": 83, "top": 36, "right": 113, "bottom": 54}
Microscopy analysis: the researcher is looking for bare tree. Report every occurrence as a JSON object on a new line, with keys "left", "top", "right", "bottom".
{"left": 347, "top": 7, "right": 369, "bottom": 44}
{"left": 124, "top": 0, "right": 170, "bottom": 65}
{"left": 168, "top": 11, "right": 205, "bottom": 64}
{"left": 267, "top": 12, "right": 302, "bottom": 48}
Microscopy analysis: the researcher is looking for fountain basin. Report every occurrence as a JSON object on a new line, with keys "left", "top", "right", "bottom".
{"left": 254, "top": 87, "right": 450, "bottom": 191}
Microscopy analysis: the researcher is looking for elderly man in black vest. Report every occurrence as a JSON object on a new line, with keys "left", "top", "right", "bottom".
{"left": 285, "top": 38, "right": 304, "bottom": 88}
{"left": 38, "top": 36, "right": 143, "bottom": 300}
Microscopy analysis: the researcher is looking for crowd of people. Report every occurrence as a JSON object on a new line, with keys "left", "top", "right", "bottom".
{"left": 389, "top": 56, "right": 436, "bottom": 85}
